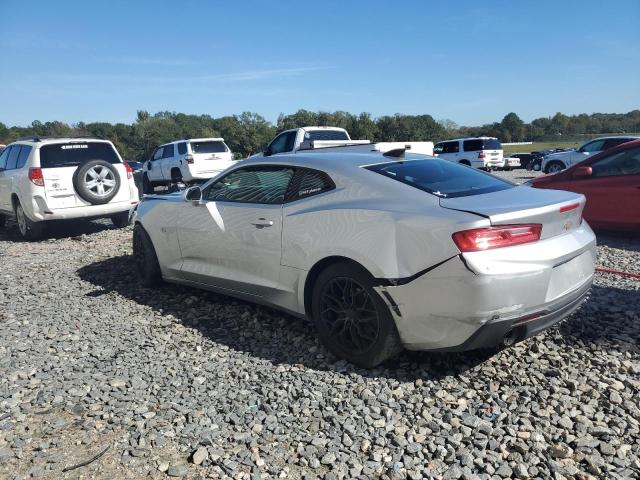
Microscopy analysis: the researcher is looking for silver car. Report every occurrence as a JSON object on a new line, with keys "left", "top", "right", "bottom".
{"left": 132, "top": 152, "right": 596, "bottom": 367}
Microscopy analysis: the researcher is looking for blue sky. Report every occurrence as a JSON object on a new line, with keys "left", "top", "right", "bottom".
{"left": 1, "top": 0, "right": 638, "bottom": 127}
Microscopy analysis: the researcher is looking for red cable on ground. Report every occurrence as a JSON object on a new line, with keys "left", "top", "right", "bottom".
{"left": 595, "top": 267, "right": 640, "bottom": 280}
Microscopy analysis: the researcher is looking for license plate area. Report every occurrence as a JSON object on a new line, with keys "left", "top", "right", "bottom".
{"left": 545, "top": 251, "right": 592, "bottom": 301}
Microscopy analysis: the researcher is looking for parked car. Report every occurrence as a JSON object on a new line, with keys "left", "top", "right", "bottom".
{"left": 542, "top": 136, "right": 639, "bottom": 174}
{"left": 142, "top": 138, "right": 234, "bottom": 194}
{"left": 132, "top": 151, "right": 595, "bottom": 367}
{"left": 509, "top": 152, "right": 542, "bottom": 170}
{"left": 254, "top": 126, "right": 434, "bottom": 157}
{"left": 126, "top": 161, "right": 144, "bottom": 173}
{"left": 530, "top": 140, "right": 640, "bottom": 231}
{"left": 0, "top": 137, "right": 138, "bottom": 240}
{"left": 502, "top": 156, "right": 521, "bottom": 170}
{"left": 433, "top": 137, "right": 503, "bottom": 170}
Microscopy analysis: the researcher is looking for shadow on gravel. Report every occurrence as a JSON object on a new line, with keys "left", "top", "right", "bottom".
{"left": 77, "top": 255, "right": 500, "bottom": 381}
{"left": 595, "top": 232, "right": 640, "bottom": 252}
{"left": 0, "top": 217, "right": 117, "bottom": 242}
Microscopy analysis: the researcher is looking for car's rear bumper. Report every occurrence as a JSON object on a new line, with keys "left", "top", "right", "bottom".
{"left": 31, "top": 198, "right": 138, "bottom": 221}
{"left": 375, "top": 224, "right": 596, "bottom": 351}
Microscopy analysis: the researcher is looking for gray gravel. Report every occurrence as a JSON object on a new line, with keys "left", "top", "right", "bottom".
{"left": 0, "top": 171, "right": 639, "bottom": 479}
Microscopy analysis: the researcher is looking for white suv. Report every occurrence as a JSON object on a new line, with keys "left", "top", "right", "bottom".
{"left": 142, "top": 138, "right": 234, "bottom": 194}
{"left": 433, "top": 137, "right": 503, "bottom": 169}
{"left": 0, "top": 137, "right": 138, "bottom": 240}
{"left": 541, "top": 136, "right": 640, "bottom": 173}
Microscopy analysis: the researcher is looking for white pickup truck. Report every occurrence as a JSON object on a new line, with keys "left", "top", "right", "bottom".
{"left": 253, "top": 126, "right": 434, "bottom": 157}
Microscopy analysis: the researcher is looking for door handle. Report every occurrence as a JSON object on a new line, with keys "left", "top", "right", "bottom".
{"left": 251, "top": 218, "right": 274, "bottom": 228}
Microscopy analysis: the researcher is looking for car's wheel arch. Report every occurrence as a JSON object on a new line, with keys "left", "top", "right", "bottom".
{"left": 459, "top": 159, "right": 471, "bottom": 166}
{"left": 303, "top": 256, "right": 376, "bottom": 318}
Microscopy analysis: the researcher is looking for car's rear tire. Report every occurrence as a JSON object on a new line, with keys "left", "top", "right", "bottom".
{"left": 171, "top": 168, "right": 183, "bottom": 183}
{"left": 73, "top": 159, "right": 121, "bottom": 205}
{"left": 311, "top": 262, "right": 403, "bottom": 368}
{"left": 15, "top": 202, "right": 44, "bottom": 241}
{"left": 0, "top": 214, "right": 6, "bottom": 229}
{"left": 545, "top": 161, "right": 565, "bottom": 174}
{"left": 459, "top": 160, "right": 471, "bottom": 167}
{"left": 111, "top": 212, "right": 131, "bottom": 228}
{"left": 132, "top": 223, "right": 162, "bottom": 287}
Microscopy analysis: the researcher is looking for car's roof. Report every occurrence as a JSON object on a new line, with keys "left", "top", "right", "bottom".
{"left": 161, "top": 137, "right": 225, "bottom": 146}
{"left": 584, "top": 135, "right": 640, "bottom": 142}
{"left": 439, "top": 137, "right": 499, "bottom": 142}
{"left": 240, "top": 151, "right": 431, "bottom": 172}
{"left": 11, "top": 137, "right": 112, "bottom": 146}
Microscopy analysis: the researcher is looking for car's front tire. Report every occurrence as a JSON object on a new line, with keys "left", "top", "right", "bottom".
{"left": 111, "top": 212, "right": 131, "bottom": 228}
{"left": 14, "top": 202, "right": 44, "bottom": 241}
{"left": 132, "top": 223, "right": 162, "bottom": 287}
{"left": 311, "top": 262, "right": 403, "bottom": 368}
{"left": 142, "top": 174, "right": 154, "bottom": 195}
{"left": 545, "top": 161, "right": 565, "bottom": 174}
{"left": 0, "top": 214, "right": 6, "bottom": 229}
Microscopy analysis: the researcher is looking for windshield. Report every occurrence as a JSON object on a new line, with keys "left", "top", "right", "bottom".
{"left": 304, "top": 130, "right": 349, "bottom": 141}
{"left": 191, "top": 141, "right": 228, "bottom": 154}
{"left": 39, "top": 142, "right": 120, "bottom": 168}
{"left": 365, "top": 158, "right": 514, "bottom": 198}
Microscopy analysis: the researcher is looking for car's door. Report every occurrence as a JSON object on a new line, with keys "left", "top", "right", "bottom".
{"left": 146, "top": 147, "right": 165, "bottom": 182}
{"left": 0, "top": 146, "right": 13, "bottom": 212}
{"left": 569, "top": 146, "right": 640, "bottom": 228}
{"left": 160, "top": 143, "right": 176, "bottom": 180}
{"left": 176, "top": 165, "right": 296, "bottom": 296}
{"left": 571, "top": 139, "right": 606, "bottom": 167}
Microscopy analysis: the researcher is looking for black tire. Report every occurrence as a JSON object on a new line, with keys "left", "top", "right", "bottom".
{"left": 311, "top": 262, "right": 403, "bottom": 368}
{"left": 0, "top": 214, "right": 6, "bottom": 229}
{"left": 15, "top": 202, "right": 44, "bottom": 241}
{"left": 73, "top": 159, "right": 121, "bottom": 205}
{"left": 132, "top": 223, "right": 162, "bottom": 287}
{"left": 459, "top": 160, "right": 471, "bottom": 167}
{"left": 545, "top": 161, "right": 565, "bottom": 174}
{"left": 142, "top": 174, "right": 154, "bottom": 195}
{"left": 111, "top": 212, "right": 131, "bottom": 228}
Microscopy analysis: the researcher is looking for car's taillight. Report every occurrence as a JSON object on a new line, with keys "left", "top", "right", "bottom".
{"left": 478, "top": 152, "right": 486, "bottom": 159}
{"left": 452, "top": 224, "right": 542, "bottom": 252}
{"left": 185, "top": 154, "right": 194, "bottom": 164}
{"left": 28, "top": 167, "right": 45, "bottom": 187}
{"left": 124, "top": 162, "right": 133, "bottom": 179}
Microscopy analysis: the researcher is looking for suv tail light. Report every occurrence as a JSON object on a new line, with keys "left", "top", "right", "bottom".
{"left": 185, "top": 154, "right": 194, "bottom": 164}
{"left": 452, "top": 224, "right": 542, "bottom": 252}
{"left": 478, "top": 152, "right": 486, "bottom": 159}
{"left": 29, "top": 168, "right": 45, "bottom": 187}
{"left": 124, "top": 162, "right": 133, "bottom": 179}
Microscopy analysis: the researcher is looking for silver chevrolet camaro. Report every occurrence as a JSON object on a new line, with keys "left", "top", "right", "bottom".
{"left": 132, "top": 152, "right": 596, "bottom": 367}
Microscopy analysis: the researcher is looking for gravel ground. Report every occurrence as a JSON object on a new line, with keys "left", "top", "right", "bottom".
{"left": 0, "top": 169, "right": 639, "bottom": 480}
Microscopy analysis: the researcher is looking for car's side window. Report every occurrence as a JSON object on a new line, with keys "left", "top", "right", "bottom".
{"left": 163, "top": 144, "right": 175, "bottom": 158}
{"left": 16, "top": 145, "right": 32, "bottom": 169}
{"left": 590, "top": 148, "right": 640, "bottom": 178}
{"left": 269, "top": 132, "right": 296, "bottom": 155}
{"left": 203, "top": 166, "right": 295, "bottom": 204}
{"left": 6, "top": 146, "right": 21, "bottom": 170}
{"left": 443, "top": 141, "right": 460, "bottom": 154}
{"left": 0, "top": 146, "right": 12, "bottom": 170}
{"left": 602, "top": 138, "right": 629, "bottom": 150}
{"left": 177, "top": 142, "right": 187, "bottom": 155}
{"left": 152, "top": 147, "right": 164, "bottom": 161}
{"left": 289, "top": 168, "right": 335, "bottom": 201}
{"left": 580, "top": 140, "right": 605, "bottom": 153}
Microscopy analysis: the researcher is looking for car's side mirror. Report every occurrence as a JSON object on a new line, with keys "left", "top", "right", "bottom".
{"left": 263, "top": 145, "right": 272, "bottom": 156}
{"left": 572, "top": 166, "right": 593, "bottom": 178}
{"left": 183, "top": 186, "right": 202, "bottom": 204}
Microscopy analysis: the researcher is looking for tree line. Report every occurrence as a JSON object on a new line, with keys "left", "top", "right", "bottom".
{"left": 1, "top": 109, "right": 639, "bottom": 160}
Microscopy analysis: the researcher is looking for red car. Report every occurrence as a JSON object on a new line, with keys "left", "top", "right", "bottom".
{"left": 530, "top": 140, "right": 640, "bottom": 231}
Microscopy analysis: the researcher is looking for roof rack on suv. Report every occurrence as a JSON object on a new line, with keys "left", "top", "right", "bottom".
{"left": 15, "top": 135, "right": 105, "bottom": 142}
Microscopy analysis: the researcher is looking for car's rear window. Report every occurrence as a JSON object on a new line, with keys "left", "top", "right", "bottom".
{"left": 39, "top": 142, "right": 120, "bottom": 168}
{"left": 304, "top": 130, "right": 349, "bottom": 141}
{"left": 463, "top": 138, "right": 502, "bottom": 151}
{"left": 191, "top": 141, "right": 227, "bottom": 154}
{"left": 365, "top": 158, "right": 514, "bottom": 198}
